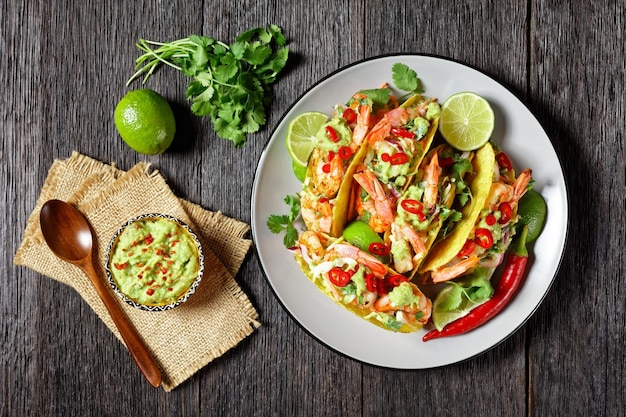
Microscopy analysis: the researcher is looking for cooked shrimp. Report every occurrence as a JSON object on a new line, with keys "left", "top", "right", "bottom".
{"left": 308, "top": 148, "right": 344, "bottom": 198}
{"left": 421, "top": 152, "right": 441, "bottom": 209}
{"left": 485, "top": 168, "right": 532, "bottom": 212}
{"left": 348, "top": 93, "right": 372, "bottom": 151}
{"left": 390, "top": 223, "right": 428, "bottom": 272}
{"left": 372, "top": 283, "right": 432, "bottom": 326}
{"left": 364, "top": 104, "right": 428, "bottom": 146}
{"left": 353, "top": 169, "right": 394, "bottom": 233}
{"left": 300, "top": 189, "right": 333, "bottom": 234}
{"left": 297, "top": 230, "right": 325, "bottom": 263}
{"left": 512, "top": 169, "right": 532, "bottom": 203}
{"left": 325, "top": 243, "right": 388, "bottom": 278}
{"left": 428, "top": 255, "right": 480, "bottom": 284}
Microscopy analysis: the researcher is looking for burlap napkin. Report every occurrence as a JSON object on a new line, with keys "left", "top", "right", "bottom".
{"left": 14, "top": 152, "right": 259, "bottom": 391}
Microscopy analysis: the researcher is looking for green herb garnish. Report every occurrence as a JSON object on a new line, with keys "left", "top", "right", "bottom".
{"left": 267, "top": 194, "right": 301, "bottom": 248}
{"left": 391, "top": 62, "right": 424, "bottom": 96}
{"left": 127, "top": 24, "right": 289, "bottom": 147}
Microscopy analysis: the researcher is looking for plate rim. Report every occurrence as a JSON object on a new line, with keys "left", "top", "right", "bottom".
{"left": 250, "top": 52, "right": 569, "bottom": 369}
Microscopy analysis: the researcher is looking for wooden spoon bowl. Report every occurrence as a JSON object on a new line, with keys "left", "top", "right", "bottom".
{"left": 39, "top": 199, "right": 162, "bottom": 387}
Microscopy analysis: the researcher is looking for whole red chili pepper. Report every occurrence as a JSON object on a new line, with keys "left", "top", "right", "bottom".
{"left": 423, "top": 225, "right": 529, "bottom": 341}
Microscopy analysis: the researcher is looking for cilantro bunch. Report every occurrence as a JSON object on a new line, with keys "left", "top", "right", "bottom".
{"left": 127, "top": 24, "right": 289, "bottom": 147}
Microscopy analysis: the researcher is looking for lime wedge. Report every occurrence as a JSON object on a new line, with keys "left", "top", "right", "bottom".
{"left": 431, "top": 284, "right": 473, "bottom": 331}
{"left": 438, "top": 92, "right": 495, "bottom": 151}
{"left": 292, "top": 159, "right": 307, "bottom": 182}
{"left": 431, "top": 268, "right": 495, "bottom": 331}
{"left": 343, "top": 221, "right": 389, "bottom": 263}
{"left": 517, "top": 189, "right": 547, "bottom": 243}
{"left": 286, "top": 111, "right": 328, "bottom": 168}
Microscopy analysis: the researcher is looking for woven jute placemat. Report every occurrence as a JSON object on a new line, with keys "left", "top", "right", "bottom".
{"left": 14, "top": 152, "right": 259, "bottom": 391}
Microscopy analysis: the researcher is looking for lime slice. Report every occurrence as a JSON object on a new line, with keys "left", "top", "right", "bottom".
{"left": 286, "top": 111, "right": 328, "bottom": 167}
{"left": 439, "top": 92, "right": 495, "bottom": 151}
{"left": 517, "top": 189, "right": 547, "bottom": 243}
{"left": 343, "top": 221, "right": 389, "bottom": 263}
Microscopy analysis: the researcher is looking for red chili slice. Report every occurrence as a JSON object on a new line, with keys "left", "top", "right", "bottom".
{"left": 474, "top": 228, "right": 494, "bottom": 249}
{"left": 328, "top": 151, "right": 336, "bottom": 161}
{"left": 326, "top": 126, "right": 339, "bottom": 142}
{"left": 485, "top": 214, "right": 497, "bottom": 226}
{"left": 365, "top": 273, "right": 377, "bottom": 293}
{"left": 457, "top": 239, "right": 477, "bottom": 257}
{"left": 390, "top": 127, "right": 416, "bottom": 139}
{"left": 389, "top": 152, "right": 409, "bottom": 165}
{"left": 496, "top": 152, "right": 513, "bottom": 171}
{"left": 381, "top": 153, "right": 391, "bottom": 162}
{"left": 498, "top": 202, "right": 512, "bottom": 224}
{"left": 342, "top": 108, "right": 357, "bottom": 124}
{"left": 388, "top": 275, "right": 409, "bottom": 287}
{"left": 377, "top": 278, "right": 390, "bottom": 295}
{"left": 439, "top": 156, "right": 455, "bottom": 167}
{"left": 328, "top": 267, "right": 351, "bottom": 287}
{"left": 368, "top": 242, "right": 389, "bottom": 256}
{"left": 322, "top": 163, "right": 331, "bottom": 173}
{"left": 338, "top": 146, "right": 352, "bottom": 160}
{"left": 401, "top": 199, "right": 423, "bottom": 215}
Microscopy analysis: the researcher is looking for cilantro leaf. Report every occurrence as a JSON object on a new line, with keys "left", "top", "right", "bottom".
{"left": 267, "top": 215, "right": 290, "bottom": 233}
{"left": 266, "top": 194, "right": 301, "bottom": 248}
{"left": 392, "top": 62, "right": 424, "bottom": 94}
{"left": 357, "top": 88, "right": 391, "bottom": 105}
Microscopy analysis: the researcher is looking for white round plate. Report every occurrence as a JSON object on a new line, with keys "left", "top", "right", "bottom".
{"left": 251, "top": 54, "right": 568, "bottom": 368}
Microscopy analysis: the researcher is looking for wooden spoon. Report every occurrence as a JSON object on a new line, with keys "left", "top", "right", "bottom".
{"left": 39, "top": 199, "right": 162, "bottom": 388}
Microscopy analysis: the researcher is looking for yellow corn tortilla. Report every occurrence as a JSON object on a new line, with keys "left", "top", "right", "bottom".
{"left": 293, "top": 253, "right": 426, "bottom": 333}
{"left": 418, "top": 142, "right": 496, "bottom": 274}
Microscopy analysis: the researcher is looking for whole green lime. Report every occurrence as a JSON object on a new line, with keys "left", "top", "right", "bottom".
{"left": 517, "top": 189, "right": 547, "bottom": 243}
{"left": 114, "top": 89, "right": 176, "bottom": 155}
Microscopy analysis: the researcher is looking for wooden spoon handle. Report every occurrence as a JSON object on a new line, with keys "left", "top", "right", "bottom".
{"left": 81, "top": 261, "right": 162, "bottom": 387}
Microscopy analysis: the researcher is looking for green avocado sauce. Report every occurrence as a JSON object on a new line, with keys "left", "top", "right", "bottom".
{"left": 110, "top": 217, "right": 200, "bottom": 306}
{"left": 314, "top": 117, "right": 352, "bottom": 151}
{"left": 388, "top": 282, "right": 422, "bottom": 308}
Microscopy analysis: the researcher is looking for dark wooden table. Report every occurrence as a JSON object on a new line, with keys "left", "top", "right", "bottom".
{"left": 3, "top": 1, "right": 624, "bottom": 416}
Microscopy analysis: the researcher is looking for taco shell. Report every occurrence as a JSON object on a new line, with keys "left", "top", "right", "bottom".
{"left": 418, "top": 142, "right": 496, "bottom": 274}
{"left": 293, "top": 252, "right": 427, "bottom": 333}
{"left": 330, "top": 142, "right": 369, "bottom": 237}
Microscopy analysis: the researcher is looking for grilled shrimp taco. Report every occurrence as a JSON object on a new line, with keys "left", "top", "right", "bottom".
{"left": 348, "top": 96, "right": 441, "bottom": 236}
{"left": 419, "top": 143, "right": 532, "bottom": 283}
{"left": 294, "top": 231, "right": 432, "bottom": 332}
{"left": 301, "top": 91, "right": 400, "bottom": 238}
{"left": 388, "top": 144, "right": 475, "bottom": 277}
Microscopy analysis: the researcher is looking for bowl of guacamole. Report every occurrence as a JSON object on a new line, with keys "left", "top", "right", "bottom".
{"left": 105, "top": 214, "right": 204, "bottom": 311}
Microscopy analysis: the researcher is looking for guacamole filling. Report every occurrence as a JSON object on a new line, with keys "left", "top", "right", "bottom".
{"left": 110, "top": 217, "right": 200, "bottom": 306}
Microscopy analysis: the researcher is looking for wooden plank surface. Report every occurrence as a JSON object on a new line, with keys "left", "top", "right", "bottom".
{"left": 1, "top": 0, "right": 624, "bottom": 416}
